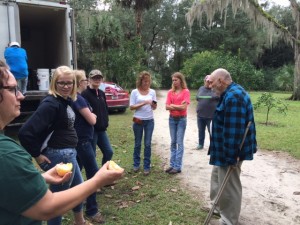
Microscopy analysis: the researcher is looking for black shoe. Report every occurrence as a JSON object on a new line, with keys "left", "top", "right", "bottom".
{"left": 168, "top": 169, "right": 181, "bottom": 174}
{"left": 165, "top": 167, "right": 173, "bottom": 173}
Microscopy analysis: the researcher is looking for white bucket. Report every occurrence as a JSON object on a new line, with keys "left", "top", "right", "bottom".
{"left": 37, "top": 68, "right": 50, "bottom": 91}
{"left": 50, "top": 69, "right": 56, "bottom": 77}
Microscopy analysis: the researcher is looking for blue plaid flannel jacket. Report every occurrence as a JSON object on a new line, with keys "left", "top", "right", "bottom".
{"left": 208, "top": 82, "right": 257, "bottom": 166}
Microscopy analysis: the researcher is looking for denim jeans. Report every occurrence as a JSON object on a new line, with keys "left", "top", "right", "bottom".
{"left": 169, "top": 117, "right": 187, "bottom": 171}
{"left": 197, "top": 117, "right": 212, "bottom": 146}
{"left": 76, "top": 140, "right": 99, "bottom": 217}
{"left": 93, "top": 130, "right": 114, "bottom": 165}
{"left": 132, "top": 119, "right": 154, "bottom": 171}
{"left": 39, "top": 147, "right": 84, "bottom": 225}
{"left": 17, "top": 77, "right": 28, "bottom": 94}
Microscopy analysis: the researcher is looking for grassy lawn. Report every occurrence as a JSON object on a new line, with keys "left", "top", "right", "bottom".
{"left": 250, "top": 92, "right": 300, "bottom": 159}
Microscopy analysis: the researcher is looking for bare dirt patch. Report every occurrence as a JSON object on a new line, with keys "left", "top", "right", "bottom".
{"left": 152, "top": 90, "right": 300, "bottom": 225}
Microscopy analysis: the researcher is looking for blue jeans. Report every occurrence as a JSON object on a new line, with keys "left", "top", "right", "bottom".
{"left": 93, "top": 130, "right": 114, "bottom": 165}
{"left": 17, "top": 77, "right": 28, "bottom": 94}
{"left": 132, "top": 119, "right": 154, "bottom": 171}
{"left": 169, "top": 117, "right": 187, "bottom": 171}
{"left": 39, "top": 147, "right": 84, "bottom": 225}
{"left": 197, "top": 117, "right": 212, "bottom": 146}
{"left": 76, "top": 140, "right": 99, "bottom": 217}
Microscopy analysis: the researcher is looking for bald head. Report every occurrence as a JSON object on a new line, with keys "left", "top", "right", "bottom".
{"left": 211, "top": 68, "right": 232, "bottom": 83}
{"left": 207, "top": 68, "right": 232, "bottom": 95}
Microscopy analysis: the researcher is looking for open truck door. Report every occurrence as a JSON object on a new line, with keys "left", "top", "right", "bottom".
{"left": 0, "top": 0, "right": 77, "bottom": 135}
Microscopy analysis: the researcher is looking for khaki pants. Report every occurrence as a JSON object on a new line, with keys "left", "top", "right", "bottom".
{"left": 210, "top": 162, "right": 243, "bottom": 225}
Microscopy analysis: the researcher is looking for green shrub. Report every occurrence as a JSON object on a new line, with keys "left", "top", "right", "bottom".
{"left": 181, "top": 50, "right": 264, "bottom": 90}
{"left": 275, "top": 64, "right": 294, "bottom": 91}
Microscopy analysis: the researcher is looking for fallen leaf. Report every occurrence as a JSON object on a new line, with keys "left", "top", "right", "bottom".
{"left": 105, "top": 194, "right": 113, "bottom": 198}
{"left": 118, "top": 201, "right": 129, "bottom": 209}
{"left": 136, "top": 181, "right": 143, "bottom": 185}
{"left": 140, "top": 193, "right": 146, "bottom": 197}
{"left": 132, "top": 186, "right": 140, "bottom": 191}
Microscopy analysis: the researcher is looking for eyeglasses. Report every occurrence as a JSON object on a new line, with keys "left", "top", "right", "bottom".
{"left": 56, "top": 81, "right": 74, "bottom": 88}
{"left": 2, "top": 86, "right": 21, "bottom": 97}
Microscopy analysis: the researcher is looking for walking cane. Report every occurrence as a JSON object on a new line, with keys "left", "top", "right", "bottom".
{"left": 203, "top": 121, "right": 252, "bottom": 225}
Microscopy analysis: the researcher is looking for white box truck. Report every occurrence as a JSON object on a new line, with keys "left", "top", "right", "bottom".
{"left": 0, "top": 0, "right": 77, "bottom": 133}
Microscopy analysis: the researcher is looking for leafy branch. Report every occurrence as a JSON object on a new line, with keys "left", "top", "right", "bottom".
{"left": 253, "top": 92, "right": 288, "bottom": 125}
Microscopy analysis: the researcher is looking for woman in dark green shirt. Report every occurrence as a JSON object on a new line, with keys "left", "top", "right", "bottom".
{"left": 0, "top": 61, "right": 124, "bottom": 225}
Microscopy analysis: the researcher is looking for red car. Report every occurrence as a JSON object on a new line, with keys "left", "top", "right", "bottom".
{"left": 100, "top": 82, "right": 129, "bottom": 113}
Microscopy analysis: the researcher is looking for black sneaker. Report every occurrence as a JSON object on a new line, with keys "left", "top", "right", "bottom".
{"left": 168, "top": 169, "right": 181, "bottom": 174}
{"left": 165, "top": 167, "right": 173, "bottom": 173}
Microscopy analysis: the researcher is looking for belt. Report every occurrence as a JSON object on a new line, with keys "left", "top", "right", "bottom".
{"left": 170, "top": 115, "right": 186, "bottom": 119}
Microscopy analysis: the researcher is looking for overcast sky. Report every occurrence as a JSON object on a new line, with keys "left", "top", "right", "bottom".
{"left": 273, "top": 0, "right": 290, "bottom": 6}
{"left": 260, "top": 0, "right": 290, "bottom": 7}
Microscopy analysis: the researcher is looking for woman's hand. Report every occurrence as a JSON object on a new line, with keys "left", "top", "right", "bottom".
{"left": 144, "top": 99, "right": 152, "bottom": 105}
{"left": 93, "top": 162, "right": 124, "bottom": 187}
{"left": 42, "top": 166, "right": 72, "bottom": 184}
{"left": 151, "top": 100, "right": 157, "bottom": 110}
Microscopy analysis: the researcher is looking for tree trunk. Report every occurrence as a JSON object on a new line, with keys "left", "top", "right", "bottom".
{"left": 291, "top": 49, "right": 300, "bottom": 100}
{"left": 290, "top": 0, "right": 300, "bottom": 100}
{"left": 291, "top": 15, "right": 300, "bottom": 100}
{"left": 136, "top": 9, "right": 143, "bottom": 37}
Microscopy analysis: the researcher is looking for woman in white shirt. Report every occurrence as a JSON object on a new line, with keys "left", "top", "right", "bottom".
{"left": 130, "top": 71, "right": 157, "bottom": 176}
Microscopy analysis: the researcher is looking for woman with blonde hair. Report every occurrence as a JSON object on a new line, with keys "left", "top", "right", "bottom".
{"left": 165, "top": 72, "right": 190, "bottom": 174}
{"left": 130, "top": 71, "right": 157, "bottom": 176}
{"left": 19, "top": 66, "right": 90, "bottom": 225}
{"left": 72, "top": 70, "right": 105, "bottom": 223}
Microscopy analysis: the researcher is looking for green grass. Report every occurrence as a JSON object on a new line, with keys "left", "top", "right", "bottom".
{"left": 249, "top": 92, "right": 300, "bottom": 158}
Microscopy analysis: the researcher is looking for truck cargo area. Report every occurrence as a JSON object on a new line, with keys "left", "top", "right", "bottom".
{"left": 1, "top": 0, "right": 75, "bottom": 135}
{"left": 19, "top": 2, "right": 71, "bottom": 72}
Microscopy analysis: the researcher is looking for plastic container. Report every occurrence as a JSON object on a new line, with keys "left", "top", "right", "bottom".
{"left": 37, "top": 68, "right": 50, "bottom": 91}
{"left": 50, "top": 69, "right": 56, "bottom": 83}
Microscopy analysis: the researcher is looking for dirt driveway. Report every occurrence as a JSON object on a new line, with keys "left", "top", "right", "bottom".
{"left": 152, "top": 90, "right": 300, "bottom": 225}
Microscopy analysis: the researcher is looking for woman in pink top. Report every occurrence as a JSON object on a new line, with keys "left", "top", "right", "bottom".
{"left": 165, "top": 72, "right": 190, "bottom": 174}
